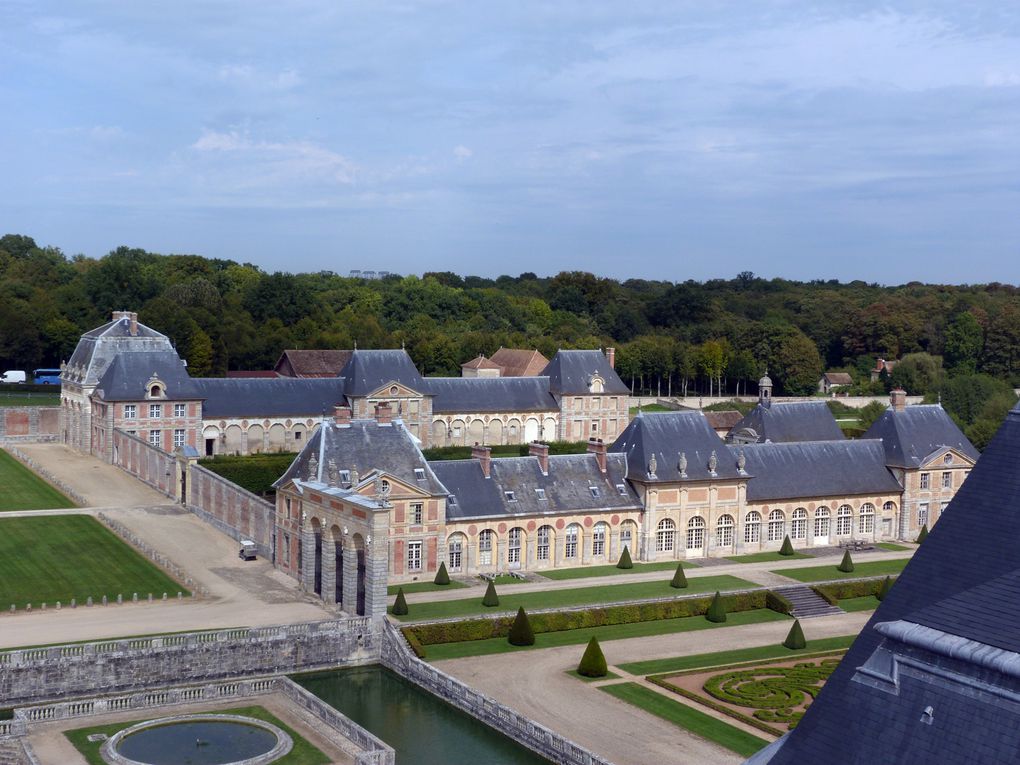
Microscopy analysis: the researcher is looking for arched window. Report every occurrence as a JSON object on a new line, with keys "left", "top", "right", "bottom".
{"left": 767, "top": 509, "right": 786, "bottom": 542}
{"left": 814, "top": 507, "right": 830, "bottom": 538}
{"left": 836, "top": 505, "right": 853, "bottom": 536}
{"left": 883, "top": 501, "right": 897, "bottom": 514}
{"left": 717, "top": 515, "right": 735, "bottom": 547}
{"left": 565, "top": 524, "right": 580, "bottom": 558}
{"left": 744, "top": 511, "right": 762, "bottom": 544}
{"left": 791, "top": 508, "right": 808, "bottom": 540}
{"left": 859, "top": 503, "right": 875, "bottom": 534}
{"left": 447, "top": 533, "right": 465, "bottom": 571}
{"left": 619, "top": 520, "right": 636, "bottom": 554}
{"left": 593, "top": 522, "right": 608, "bottom": 557}
{"left": 537, "top": 525, "right": 553, "bottom": 561}
{"left": 656, "top": 518, "right": 676, "bottom": 552}
{"left": 686, "top": 516, "right": 706, "bottom": 550}
{"left": 508, "top": 527, "right": 524, "bottom": 564}
{"left": 479, "top": 529, "right": 494, "bottom": 566}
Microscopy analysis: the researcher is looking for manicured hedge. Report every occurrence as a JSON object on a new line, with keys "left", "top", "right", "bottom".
{"left": 765, "top": 591, "right": 794, "bottom": 616}
{"left": 813, "top": 577, "right": 896, "bottom": 603}
{"left": 198, "top": 453, "right": 298, "bottom": 496}
{"left": 421, "top": 441, "right": 590, "bottom": 461}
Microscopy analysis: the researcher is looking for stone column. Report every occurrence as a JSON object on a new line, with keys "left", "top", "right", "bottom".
{"left": 581, "top": 529, "right": 593, "bottom": 565}
{"left": 322, "top": 541, "right": 337, "bottom": 606}
{"left": 342, "top": 538, "right": 358, "bottom": 615}
{"left": 300, "top": 529, "right": 316, "bottom": 594}
{"left": 364, "top": 532, "right": 390, "bottom": 619}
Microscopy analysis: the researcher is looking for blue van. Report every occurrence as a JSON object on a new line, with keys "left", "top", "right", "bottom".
{"left": 33, "top": 368, "right": 62, "bottom": 385}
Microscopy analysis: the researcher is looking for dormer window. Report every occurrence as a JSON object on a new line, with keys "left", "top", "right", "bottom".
{"left": 339, "top": 470, "right": 351, "bottom": 485}
{"left": 535, "top": 488, "right": 547, "bottom": 500}
{"left": 150, "top": 385, "right": 161, "bottom": 397}
{"left": 616, "top": 484, "right": 627, "bottom": 496}
{"left": 943, "top": 453, "right": 953, "bottom": 465}
{"left": 414, "top": 468, "right": 426, "bottom": 480}
{"left": 145, "top": 376, "right": 166, "bottom": 400}
{"left": 448, "top": 495, "right": 457, "bottom": 506}
{"left": 589, "top": 487, "right": 601, "bottom": 499}
{"left": 589, "top": 375, "right": 605, "bottom": 393}
{"left": 505, "top": 491, "right": 516, "bottom": 502}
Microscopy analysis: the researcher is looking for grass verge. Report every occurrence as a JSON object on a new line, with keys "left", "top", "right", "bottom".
{"left": 837, "top": 595, "right": 881, "bottom": 612}
{"left": 566, "top": 669, "right": 621, "bottom": 683}
{"left": 771, "top": 558, "right": 910, "bottom": 583}
{"left": 0, "top": 393, "right": 61, "bottom": 407}
{"left": 0, "top": 449, "right": 75, "bottom": 510}
{"left": 387, "top": 580, "right": 467, "bottom": 595}
{"left": 540, "top": 560, "right": 697, "bottom": 581}
{"left": 723, "top": 551, "right": 812, "bottom": 564}
{"left": 875, "top": 542, "right": 911, "bottom": 552}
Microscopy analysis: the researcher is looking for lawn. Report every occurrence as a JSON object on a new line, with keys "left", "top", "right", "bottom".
{"left": 0, "top": 393, "right": 61, "bottom": 407}
{"left": 771, "top": 558, "right": 910, "bottom": 583}
{"left": 876, "top": 542, "right": 911, "bottom": 552}
{"left": 539, "top": 560, "right": 696, "bottom": 581}
{"left": 0, "top": 449, "right": 75, "bottom": 510}
{"left": 394, "top": 574, "right": 757, "bottom": 622}
{"left": 599, "top": 683, "right": 768, "bottom": 757}
{"left": 64, "top": 705, "right": 329, "bottom": 765}
{"left": 628, "top": 403, "right": 675, "bottom": 416}
{"left": 0, "top": 515, "right": 187, "bottom": 608}
{"left": 387, "top": 579, "right": 468, "bottom": 595}
{"left": 724, "top": 551, "right": 813, "bottom": 564}
{"left": 617, "top": 635, "right": 857, "bottom": 676}
{"left": 838, "top": 595, "right": 881, "bottom": 612}
{"left": 424, "top": 609, "right": 789, "bottom": 660}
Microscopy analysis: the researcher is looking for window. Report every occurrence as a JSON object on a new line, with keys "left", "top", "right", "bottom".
{"left": 918, "top": 503, "right": 929, "bottom": 527}
{"left": 339, "top": 470, "right": 350, "bottom": 485}
{"left": 943, "top": 453, "right": 953, "bottom": 465}
{"left": 591, "top": 423, "right": 599, "bottom": 433}
{"left": 537, "top": 526, "right": 552, "bottom": 560}
{"left": 766, "top": 510, "right": 785, "bottom": 542}
{"left": 620, "top": 524, "right": 633, "bottom": 552}
{"left": 508, "top": 528, "right": 523, "bottom": 564}
{"left": 744, "top": 511, "right": 762, "bottom": 544}
{"left": 836, "top": 505, "right": 853, "bottom": 536}
{"left": 124, "top": 404, "right": 136, "bottom": 419}
{"left": 479, "top": 530, "right": 494, "bottom": 566}
{"left": 655, "top": 519, "right": 676, "bottom": 552}
{"left": 814, "top": 508, "right": 830, "bottom": 538}
{"left": 448, "top": 536, "right": 463, "bottom": 571}
{"left": 589, "top": 486, "right": 601, "bottom": 499}
{"left": 791, "top": 508, "right": 807, "bottom": 540}
{"left": 859, "top": 503, "right": 875, "bottom": 534}
{"left": 717, "top": 515, "right": 734, "bottom": 547}
{"left": 616, "top": 484, "right": 627, "bottom": 495}
{"left": 407, "top": 541, "right": 422, "bottom": 571}
{"left": 593, "top": 522, "right": 607, "bottom": 556}
{"left": 593, "top": 397, "right": 601, "bottom": 409}
{"left": 565, "top": 524, "right": 580, "bottom": 558}
{"left": 504, "top": 491, "right": 516, "bottom": 502}
{"left": 414, "top": 468, "right": 426, "bottom": 481}
{"left": 174, "top": 403, "right": 186, "bottom": 418}
{"left": 148, "top": 430, "right": 161, "bottom": 448}
{"left": 535, "top": 488, "right": 547, "bottom": 501}
{"left": 883, "top": 501, "right": 896, "bottom": 514}
{"left": 411, "top": 503, "right": 423, "bottom": 524}
{"left": 920, "top": 472, "right": 930, "bottom": 490}
{"left": 686, "top": 516, "right": 705, "bottom": 550}
{"left": 294, "top": 431, "right": 302, "bottom": 441}
{"left": 282, "top": 533, "right": 291, "bottom": 566}
{"left": 448, "top": 495, "right": 457, "bottom": 507}
{"left": 942, "top": 472, "right": 952, "bottom": 489}
{"left": 149, "top": 385, "right": 162, "bottom": 397}
{"left": 173, "top": 429, "right": 185, "bottom": 448}
{"left": 149, "top": 403, "right": 161, "bottom": 419}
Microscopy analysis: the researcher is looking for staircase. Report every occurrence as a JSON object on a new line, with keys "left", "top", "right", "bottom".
{"left": 773, "top": 585, "right": 844, "bottom": 618}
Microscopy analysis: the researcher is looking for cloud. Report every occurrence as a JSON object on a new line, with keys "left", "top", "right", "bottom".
{"left": 216, "top": 63, "right": 302, "bottom": 90}
{"left": 190, "top": 130, "right": 356, "bottom": 185}
{"left": 452, "top": 145, "right": 473, "bottom": 160}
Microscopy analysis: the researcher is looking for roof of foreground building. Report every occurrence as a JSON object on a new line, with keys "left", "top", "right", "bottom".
{"left": 862, "top": 404, "right": 979, "bottom": 467}
{"left": 337, "top": 350, "right": 426, "bottom": 397}
{"left": 611, "top": 411, "right": 738, "bottom": 482}
{"left": 66, "top": 314, "right": 176, "bottom": 387}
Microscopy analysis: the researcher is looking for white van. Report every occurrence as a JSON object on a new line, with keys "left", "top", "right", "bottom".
{"left": 1, "top": 371, "right": 26, "bottom": 384}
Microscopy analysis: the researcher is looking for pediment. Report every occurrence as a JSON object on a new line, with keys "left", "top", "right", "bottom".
{"left": 367, "top": 380, "right": 423, "bottom": 398}
{"left": 354, "top": 469, "right": 432, "bottom": 499}
{"left": 920, "top": 446, "right": 976, "bottom": 470}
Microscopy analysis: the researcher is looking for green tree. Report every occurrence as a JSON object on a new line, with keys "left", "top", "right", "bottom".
{"left": 705, "top": 591, "right": 727, "bottom": 623}
{"left": 617, "top": 546, "right": 633, "bottom": 569}
{"left": 916, "top": 524, "right": 929, "bottom": 544}
{"left": 434, "top": 561, "right": 451, "bottom": 585}
{"left": 577, "top": 636, "right": 608, "bottom": 677}
{"left": 482, "top": 580, "right": 499, "bottom": 607}
{"left": 779, "top": 535, "right": 795, "bottom": 556}
{"left": 508, "top": 606, "right": 535, "bottom": 646}
{"left": 889, "top": 352, "right": 943, "bottom": 396}
{"left": 391, "top": 588, "right": 408, "bottom": 616}
{"left": 943, "top": 312, "right": 983, "bottom": 375}
{"left": 783, "top": 619, "right": 806, "bottom": 649}
{"left": 772, "top": 330, "right": 823, "bottom": 395}
{"left": 838, "top": 551, "right": 855, "bottom": 573}
{"left": 186, "top": 328, "right": 214, "bottom": 377}
{"left": 670, "top": 564, "right": 688, "bottom": 589}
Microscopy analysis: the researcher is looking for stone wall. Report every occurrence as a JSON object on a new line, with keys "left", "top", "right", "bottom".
{"left": 187, "top": 463, "right": 276, "bottom": 558}
{"left": 0, "top": 406, "right": 60, "bottom": 444}
{"left": 0, "top": 618, "right": 377, "bottom": 707}
{"left": 112, "top": 428, "right": 177, "bottom": 497}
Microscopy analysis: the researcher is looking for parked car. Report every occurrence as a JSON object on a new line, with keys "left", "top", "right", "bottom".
{"left": 32, "top": 368, "right": 62, "bottom": 385}
{"left": 0, "top": 370, "right": 26, "bottom": 384}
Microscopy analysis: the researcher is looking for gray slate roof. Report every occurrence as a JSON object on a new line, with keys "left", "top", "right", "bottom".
{"left": 728, "top": 401, "right": 845, "bottom": 444}
{"left": 338, "top": 350, "right": 425, "bottom": 397}
{"left": 96, "top": 351, "right": 198, "bottom": 401}
{"left": 611, "top": 411, "right": 738, "bottom": 482}
{"left": 192, "top": 378, "right": 347, "bottom": 418}
{"left": 541, "top": 350, "right": 629, "bottom": 395}
{"left": 422, "top": 377, "right": 558, "bottom": 413}
{"left": 431, "top": 453, "right": 640, "bottom": 520}
{"left": 733, "top": 440, "right": 902, "bottom": 502}
{"left": 66, "top": 317, "right": 176, "bottom": 387}
{"left": 862, "top": 404, "right": 979, "bottom": 467}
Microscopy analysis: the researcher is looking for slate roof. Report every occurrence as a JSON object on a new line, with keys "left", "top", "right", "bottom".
{"left": 95, "top": 351, "right": 198, "bottom": 401}
{"left": 338, "top": 350, "right": 426, "bottom": 396}
{"left": 862, "top": 404, "right": 979, "bottom": 467}
{"left": 728, "top": 401, "right": 845, "bottom": 443}
{"left": 460, "top": 355, "right": 502, "bottom": 371}
{"left": 733, "top": 440, "right": 902, "bottom": 502}
{"left": 611, "top": 411, "right": 738, "bottom": 482}
{"left": 192, "top": 378, "right": 347, "bottom": 418}
{"left": 541, "top": 350, "right": 629, "bottom": 395}
{"left": 431, "top": 453, "right": 640, "bottom": 521}
{"left": 421, "top": 377, "right": 558, "bottom": 413}
{"left": 490, "top": 348, "right": 549, "bottom": 377}
{"left": 66, "top": 316, "right": 176, "bottom": 387}
{"left": 759, "top": 400, "right": 1020, "bottom": 765}
{"left": 274, "top": 349, "right": 352, "bottom": 378}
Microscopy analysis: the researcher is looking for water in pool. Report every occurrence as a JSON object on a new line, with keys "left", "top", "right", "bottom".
{"left": 116, "top": 720, "right": 277, "bottom": 765}
{"left": 296, "top": 666, "right": 552, "bottom": 765}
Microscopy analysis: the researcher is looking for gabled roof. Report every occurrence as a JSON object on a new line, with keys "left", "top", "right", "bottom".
{"left": 728, "top": 401, "right": 845, "bottom": 444}
{"left": 611, "top": 411, "right": 738, "bottom": 482}
{"left": 338, "top": 349, "right": 425, "bottom": 397}
{"left": 421, "top": 377, "right": 558, "bottom": 413}
{"left": 192, "top": 378, "right": 346, "bottom": 418}
{"left": 489, "top": 348, "right": 549, "bottom": 377}
{"left": 862, "top": 404, "right": 979, "bottom": 468}
{"left": 95, "top": 351, "right": 198, "bottom": 401}
{"left": 460, "top": 355, "right": 502, "bottom": 371}
{"left": 822, "top": 371, "right": 853, "bottom": 385}
{"left": 541, "top": 350, "right": 629, "bottom": 395}
{"left": 274, "top": 349, "right": 352, "bottom": 378}
{"left": 66, "top": 316, "right": 176, "bottom": 387}
{"left": 704, "top": 410, "right": 744, "bottom": 430}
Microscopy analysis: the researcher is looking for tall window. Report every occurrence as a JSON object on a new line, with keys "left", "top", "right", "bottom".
{"left": 148, "top": 430, "right": 161, "bottom": 448}
{"left": 174, "top": 403, "right": 186, "bottom": 418}
{"left": 407, "top": 541, "right": 422, "bottom": 571}
{"left": 411, "top": 503, "right": 423, "bottom": 524}
{"left": 479, "top": 529, "right": 494, "bottom": 566}
{"left": 448, "top": 535, "right": 463, "bottom": 571}
{"left": 620, "top": 524, "right": 633, "bottom": 553}
{"left": 686, "top": 516, "right": 705, "bottom": 550}
{"left": 920, "top": 473, "right": 930, "bottom": 489}
{"left": 124, "top": 404, "right": 136, "bottom": 418}
{"left": 859, "top": 503, "right": 875, "bottom": 534}
{"left": 942, "top": 472, "right": 952, "bottom": 489}
{"left": 173, "top": 429, "right": 185, "bottom": 448}
{"left": 836, "top": 505, "right": 853, "bottom": 536}
{"left": 537, "top": 526, "right": 552, "bottom": 561}
{"left": 149, "top": 403, "right": 161, "bottom": 419}
{"left": 655, "top": 519, "right": 676, "bottom": 552}
{"left": 918, "top": 503, "right": 929, "bottom": 527}
{"left": 767, "top": 510, "right": 785, "bottom": 542}
{"left": 744, "top": 511, "right": 761, "bottom": 544}
{"left": 883, "top": 501, "right": 897, "bottom": 514}
{"left": 814, "top": 507, "right": 830, "bottom": 538}
{"left": 791, "top": 508, "right": 808, "bottom": 540}
{"left": 508, "top": 527, "right": 523, "bottom": 564}
{"left": 565, "top": 524, "right": 579, "bottom": 558}
{"left": 717, "top": 515, "right": 734, "bottom": 547}
{"left": 592, "top": 522, "right": 607, "bottom": 557}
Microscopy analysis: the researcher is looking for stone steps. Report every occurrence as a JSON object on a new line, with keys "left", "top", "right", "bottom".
{"left": 774, "top": 585, "right": 844, "bottom": 618}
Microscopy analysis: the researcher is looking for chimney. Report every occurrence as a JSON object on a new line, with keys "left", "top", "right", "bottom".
{"left": 471, "top": 442, "right": 491, "bottom": 478}
{"left": 530, "top": 441, "right": 550, "bottom": 475}
{"left": 587, "top": 437, "right": 607, "bottom": 474}
{"left": 129, "top": 311, "right": 138, "bottom": 336}
{"left": 374, "top": 401, "right": 392, "bottom": 424}
{"left": 890, "top": 387, "right": 907, "bottom": 412}
{"left": 333, "top": 404, "right": 352, "bottom": 426}
{"left": 605, "top": 347, "right": 616, "bottom": 369}
{"left": 112, "top": 310, "right": 126, "bottom": 321}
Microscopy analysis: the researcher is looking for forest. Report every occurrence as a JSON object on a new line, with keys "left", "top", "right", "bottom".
{"left": 1, "top": 232, "right": 1017, "bottom": 447}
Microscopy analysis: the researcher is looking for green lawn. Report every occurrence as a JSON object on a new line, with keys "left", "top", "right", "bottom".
{"left": 771, "top": 558, "right": 910, "bottom": 583}
{"left": 599, "top": 683, "right": 768, "bottom": 757}
{"left": 0, "top": 393, "right": 61, "bottom": 407}
{"left": 838, "top": 595, "right": 881, "bottom": 612}
{"left": 0, "top": 515, "right": 187, "bottom": 608}
{"left": 724, "top": 551, "right": 813, "bottom": 564}
{"left": 387, "top": 580, "right": 468, "bottom": 595}
{"left": 540, "top": 560, "right": 697, "bottom": 581}
{"left": 64, "top": 705, "right": 329, "bottom": 765}
{"left": 424, "top": 608, "right": 789, "bottom": 660}
{"left": 617, "top": 635, "right": 857, "bottom": 675}
{"left": 0, "top": 449, "right": 75, "bottom": 510}
{"left": 628, "top": 403, "right": 675, "bottom": 416}
{"left": 876, "top": 542, "right": 911, "bottom": 552}
{"left": 394, "top": 574, "right": 757, "bottom": 622}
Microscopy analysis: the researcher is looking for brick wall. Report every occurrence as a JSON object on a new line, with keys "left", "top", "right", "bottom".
{"left": 112, "top": 429, "right": 177, "bottom": 496}
{"left": 187, "top": 463, "right": 276, "bottom": 557}
{"left": 0, "top": 406, "right": 61, "bottom": 443}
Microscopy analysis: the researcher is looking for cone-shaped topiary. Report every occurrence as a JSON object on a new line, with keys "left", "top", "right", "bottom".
{"left": 482, "top": 580, "right": 499, "bottom": 607}
{"left": 876, "top": 575, "right": 892, "bottom": 601}
{"left": 916, "top": 524, "right": 929, "bottom": 544}
{"left": 838, "top": 550, "right": 855, "bottom": 573}
{"left": 706, "top": 591, "right": 727, "bottom": 623}
{"left": 434, "top": 561, "right": 450, "bottom": 585}
{"left": 391, "top": 588, "right": 408, "bottom": 616}
{"left": 577, "top": 636, "right": 608, "bottom": 677}
{"left": 617, "top": 545, "right": 634, "bottom": 569}
{"left": 783, "top": 619, "right": 807, "bottom": 649}
{"left": 779, "top": 535, "right": 795, "bottom": 556}
{"left": 508, "top": 606, "right": 535, "bottom": 646}
{"left": 670, "top": 564, "right": 688, "bottom": 589}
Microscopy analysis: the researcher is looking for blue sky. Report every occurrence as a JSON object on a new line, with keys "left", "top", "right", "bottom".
{"left": 2, "top": 2, "right": 1018, "bottom": 283}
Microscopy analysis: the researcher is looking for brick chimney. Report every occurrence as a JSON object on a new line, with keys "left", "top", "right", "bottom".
{"left": 605, "top": 347, "right": 616, "bottom": 369}
{"left": 333, "top": 404, "right": 352, "bottom": 426}
{"left": 890, "top": 387, "right": 907, "bottom": 412}
{"left": 374, "top": 401, "right": 392, "bottom": 424}
{"left": 471, "top": 442, "right": 491, "bottom": 478}
{"left": 129, "top": 311, "right": 138, "bottom": 336}
{"left": 587, "top": 437, "right": 607, "bottom": 474}
{"left": 530, "top": 441, "right": 550, "bottom": 475}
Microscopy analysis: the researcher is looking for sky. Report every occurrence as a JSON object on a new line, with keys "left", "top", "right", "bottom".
{"left": 1, "top": 1, "right": 1019, "bottom": 283}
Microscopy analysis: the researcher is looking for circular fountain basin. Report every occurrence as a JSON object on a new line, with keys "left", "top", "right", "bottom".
{"left": 100, "top": 713, "right": 293, "bottom": 765}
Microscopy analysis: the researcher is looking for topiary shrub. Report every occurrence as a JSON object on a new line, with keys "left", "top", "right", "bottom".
{"left": 915, "top": 524, "right": 929, "bottom": 544}
{"left": 577, "top": 636, "right": 608, "bottom": 677}
{"left": 670, "top": 564, "right": 688, "bottom": 589}
{"left": 434, "top": 562, "right": 450, "bottom": 585}
{"left": 783, "top": 619, "right": 806, "bottom": 649}
{"left": 482, "top": 580, "right": 499, "bottom": 607}
{"left": 876, "top": 576, "right": 892, "bottom": 602}
{"left": 391, "top": 587, "right": 408, "bottom": 616}
{"left": 779, "top": 535, "right": 795, "bottom": 556}
{"left": 706, "top": 591, "right": 727, "bottom": 623}
{"left": 837, "top": 550, "right": 855, "bottom": 573}
{"left": 617, "top": 546, "right": 633, "bottom": 569}
{"left": 508, "top": 606, "right": 535, "bottom": 646}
